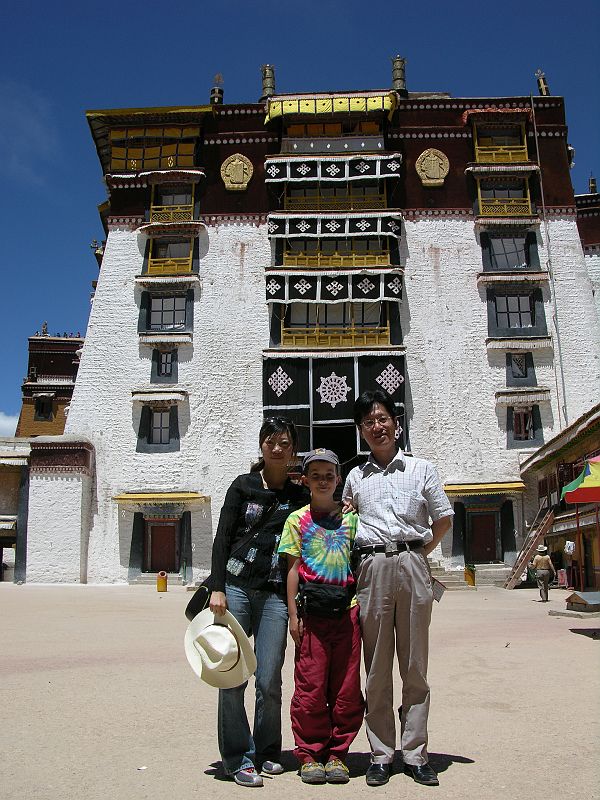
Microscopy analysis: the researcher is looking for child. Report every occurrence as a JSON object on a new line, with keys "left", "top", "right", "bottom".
{"left": 278, "top": 448, "right": 364, "bottom": 784}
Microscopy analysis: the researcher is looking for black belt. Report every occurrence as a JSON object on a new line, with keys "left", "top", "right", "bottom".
{"left": 357, "top": 540, "right": 423, "bottom": 556}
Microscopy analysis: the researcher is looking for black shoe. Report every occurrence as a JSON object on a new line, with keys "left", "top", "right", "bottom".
{"left": 404, "top": 763, "right": 439, "bottom": 786}
{"left": 366, "top": 763, "right": 391, "bottom": 786}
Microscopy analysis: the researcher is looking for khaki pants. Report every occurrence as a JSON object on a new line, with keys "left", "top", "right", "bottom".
{"left": 356, "top": 549, "right": 433, "bottom": 766}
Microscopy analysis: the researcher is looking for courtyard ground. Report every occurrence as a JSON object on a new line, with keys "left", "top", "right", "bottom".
{"left": 1, "top": 582, "right": 598, "bottom": 800}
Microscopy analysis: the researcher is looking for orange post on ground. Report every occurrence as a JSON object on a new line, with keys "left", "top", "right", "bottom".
{"left": 156, "top": 571, "right": 168, "bottom": 592}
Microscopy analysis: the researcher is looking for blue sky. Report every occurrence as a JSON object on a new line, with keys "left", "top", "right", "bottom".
{"left": 1, "top": 0, "right": 598, "bottom": 434}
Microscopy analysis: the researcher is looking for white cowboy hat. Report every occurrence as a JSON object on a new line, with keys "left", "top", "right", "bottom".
{"left": 184, "top": 609, "right": 257, "bottom": 689}
{"left": 536, "top": 544, "right": 548, "bottom": 553}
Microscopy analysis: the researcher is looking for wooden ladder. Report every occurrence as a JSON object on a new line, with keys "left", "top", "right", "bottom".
{"left": 505, "top": 506, "right": 555, "bottom": 589}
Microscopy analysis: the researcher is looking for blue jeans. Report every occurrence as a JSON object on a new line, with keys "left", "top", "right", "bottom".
{"left": 218, "top": 583, "right": 288, "bottom": 775}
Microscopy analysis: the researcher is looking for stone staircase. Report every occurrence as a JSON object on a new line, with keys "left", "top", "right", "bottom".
{"left": 468, "top": 563, "right": 512, "bottom": 587}
{"left": 130, "top": 572, "right": 186, "bottom": 586}
{"left": 428, "top": 559, "right": 475, "bottom": 591}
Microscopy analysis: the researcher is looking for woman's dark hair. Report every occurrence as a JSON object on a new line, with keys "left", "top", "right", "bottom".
{"left": 353, "top": 390, "right": 398, "bottom": 426}
{"left": 251, "top": 416, "right": 299, "bottom": 472}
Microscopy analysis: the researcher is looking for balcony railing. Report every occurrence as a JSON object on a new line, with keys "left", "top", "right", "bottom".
{"left": 281, "top": 325, "right": 390, "bottom": 347}
{"left": 147, "top": 255, "right": 193, "bottom": 275}
{"left": 478, "top": 197, "right": 532, "bottom": 217}
{"left": 284, "top": 194, "right": 386, "bottom": 211}
{"left": 475, "top": 144, "right": 529, "bottom": 164}
{"left": 282, "top": 251, "right": 390, "bottom": 268}
{"left": 149, "top": 204, "right": 194, "bottom": 223}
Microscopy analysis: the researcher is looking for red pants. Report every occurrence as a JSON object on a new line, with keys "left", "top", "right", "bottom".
{"left": 291, "top": 605, "right": 365, "bottom": 764}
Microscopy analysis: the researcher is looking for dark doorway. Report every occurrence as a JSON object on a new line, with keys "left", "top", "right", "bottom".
{"left": 468, "top": 512, "right": 498, "bottom": 562}
{"left": 312, "top": 423, "right": 358, "bottom": 481}
{"left": 144, "top": 520, "right": 180, "bottom": 572}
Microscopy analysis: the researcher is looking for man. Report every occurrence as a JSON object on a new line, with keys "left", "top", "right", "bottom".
{"left": 343, "top": 390, "right": 453, "bottom": 787}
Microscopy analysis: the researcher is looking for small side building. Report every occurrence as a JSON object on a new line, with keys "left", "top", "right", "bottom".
{"left": 520, "top": 403, "right": 600, "bottom": 589}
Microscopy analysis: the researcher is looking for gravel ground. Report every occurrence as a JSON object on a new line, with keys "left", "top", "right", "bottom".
{"left": 1, "top": 583, "right": 599, "bottom": 800}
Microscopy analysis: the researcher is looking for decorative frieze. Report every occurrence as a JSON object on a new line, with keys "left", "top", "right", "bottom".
{"left": 265, "top": 272, "right": 403, "bottom": 303}
{"left": 29, "top": 439, "right": 94, "bottom": 476}
{"left": 264, "top": 153, "right": 402, "bottom": 182}
{"left": 267, "top": 212, "right": 402, "bottom": 238}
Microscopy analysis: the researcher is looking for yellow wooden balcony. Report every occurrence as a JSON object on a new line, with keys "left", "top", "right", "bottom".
{"left": 475, "top": 144, "right": 529, "bottom": 164}
{"left": 149, "top": 204, "right": 194, "bottom": 223}
{"left": 478, "top": 197, "right": 532, "bottom": 217}
{"left": 281, "top": 324, "right": 390, "bottom": 347}
{"left": 282, "top": 251, "right": 390, "bottom": 268}
{"left": 284, "top": 194, "right": 387, "bottom": 211}
{"left": 147, "top": 255, "right": 193, "bottom": 275}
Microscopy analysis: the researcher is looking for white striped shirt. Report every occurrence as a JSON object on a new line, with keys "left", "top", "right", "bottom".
{"left": 343, "top": 451, "right": 454, "bottom": 547}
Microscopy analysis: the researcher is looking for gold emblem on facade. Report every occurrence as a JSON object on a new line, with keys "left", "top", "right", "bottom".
{"left": 415, "top": 148, "right": 449, "bottom": 187}
{"left": 220, "top": 153, "right": 254, "bottom": 191}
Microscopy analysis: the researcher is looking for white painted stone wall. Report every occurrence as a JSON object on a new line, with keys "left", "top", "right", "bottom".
{"left": 65, "top": 222, "right": 269, "bottom": 582}
{"left": 584, "top": 251, "right": 600, "bottom": 323}
{"left": 401, "top": 216, "right": 600, "bottom": 486}
{"left": 26, "top": 472, "right": 91, "bottom": 582}
{"left": 544, "top": 218, "right": 600, "bottom": 423}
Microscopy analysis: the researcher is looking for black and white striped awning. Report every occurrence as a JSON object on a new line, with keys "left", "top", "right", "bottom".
{"left": 265, "top": 272, "right": 403, "bottom": 303}
{"left": 264, "top": 154, "right": 402, "bottom": 182}
{"left": 267, "top": 212, "right": 402, "bottom": 238}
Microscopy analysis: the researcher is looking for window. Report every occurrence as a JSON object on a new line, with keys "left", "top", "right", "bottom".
{"left": 151, "top": 348, "right": 178, "bottom": 383}
{"left": 152, "top": 240, "right": 191, "bottom": 260}
{"left": 513, "top": 407, "right": 534, "bottom": 440}
{"left": 495, "top": 294, "right": 533, "bottom": 328}
{"left": 139, "top": 290, "right": 193, "bottom": 335}
{"left": 480, "top": 180, "right": 525, "bottom": 199}
{"left": 510, "top": 353, "right": 528, "bottom": 378}
{"left": 151, "top": 410, "right": 170, "bottom": 444}
{"left": 158, "top": 351, "right": 173, "bottom": 377}
{"left": 136, "top": 405, "right": 180, "bottom": 452}
{"left": 487, "top": 288, "right": 547, "bottom": 338}
{"left": 287, "top": 302, "right": 384, "bottom": 329}
{"left": 34, "top": 397, "right": 53, "bottom": 421}
{"left": 507, "top": 405, "right": 543, "bottom": 449}
{"left": 150, "top": 296, "right": 186, "bottom": 330}
{"left": 480, "top": 232, "right": 539, "bottom": 271}
{"left": 154, "top": 185, "right": 192, "bottom": 206}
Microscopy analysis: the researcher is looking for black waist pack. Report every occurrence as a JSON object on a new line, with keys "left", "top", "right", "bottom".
{"left": 299, "top": 583, "right": 352, "bottom": 618}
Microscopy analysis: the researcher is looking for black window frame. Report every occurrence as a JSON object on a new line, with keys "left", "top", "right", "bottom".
{"left": 138, "top": 289, "right": 194, "bottom": 334}
{"left": 487, "top": 286, "right": 547, "bottom": 338}
{"left": 506, "top": 405, "right": 543, "bottom": 449}
{"left": 33, "top": 396, "right": 54, "bottom": 421}
{"left": 480, "top": 231, "right": 540, "bottom": 271}
{"left": 136, "top": 405, "right": 180, "bottom": 453}
{"left": 151, "top": 348, "right": 178, "bottom": 383}
{"left": 505, "top": 352, "right": 537, "bottom": 387}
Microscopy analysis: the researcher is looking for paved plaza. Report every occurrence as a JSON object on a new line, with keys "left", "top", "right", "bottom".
{"left": 1, "top": 583, "right": 598, "bottom": 800}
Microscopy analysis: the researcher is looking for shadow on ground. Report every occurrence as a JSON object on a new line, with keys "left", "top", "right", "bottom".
{"left": 569, "top": 628, "right": 600, "bottom": 639}
{"left": 205, "top": 750, "right": 475, "bottom": 780}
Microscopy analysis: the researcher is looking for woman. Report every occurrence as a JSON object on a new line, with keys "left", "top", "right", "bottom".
{"left": 209, "top": 417, "right": 306, "bottom": 787}
{"left": 531, "top": 543, "right": 556, "bottom": 602}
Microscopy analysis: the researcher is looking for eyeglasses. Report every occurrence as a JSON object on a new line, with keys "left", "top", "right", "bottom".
{"left": 361, "top": 415, "right": 392, "bottom": 430}
{"left": 264, "top": 439, "right": 293, "bottom": 450}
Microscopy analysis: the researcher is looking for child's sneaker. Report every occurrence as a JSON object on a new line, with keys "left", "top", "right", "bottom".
{"left": 300, "top": 761, "right": 326, "bottom": 784}
{"left": 325, "top": 759, "right": 350, "bottom": 784}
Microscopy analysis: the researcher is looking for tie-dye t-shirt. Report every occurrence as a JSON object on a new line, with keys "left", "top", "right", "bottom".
{"left": 278, "top": 504, "right": 357, "bottom": 587}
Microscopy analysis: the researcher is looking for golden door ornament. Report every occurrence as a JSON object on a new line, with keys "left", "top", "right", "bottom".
{"left": 415, "top": 148, "right": 449, "bottom": 187}
{"left": 220, "top": 154, "right": 254, "bottom": 191}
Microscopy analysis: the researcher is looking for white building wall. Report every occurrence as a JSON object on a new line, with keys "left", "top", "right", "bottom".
{"left": 584, "top": 250, "right": 600, "bottom": 323}
{"left": 26, "top": 472, "right": 90, "bottom": 582}
{"left": 65, "top": 222, "right": 269, "bottom": 582}
{"left": 544, "top": 218, "right": 600, "bottom": 424}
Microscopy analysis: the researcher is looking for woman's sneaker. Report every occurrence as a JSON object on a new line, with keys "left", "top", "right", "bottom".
{"left": 300, "top": 761, "right": 326, "bottom": 784}
{"left": 261, "top": 761, "right": 284, "bottom": 775}
{"left": 234, "top": 768, "right": 264, "bottom": 787}
{"left": 325, "top": 759, "right": 350, "bottom": 784}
